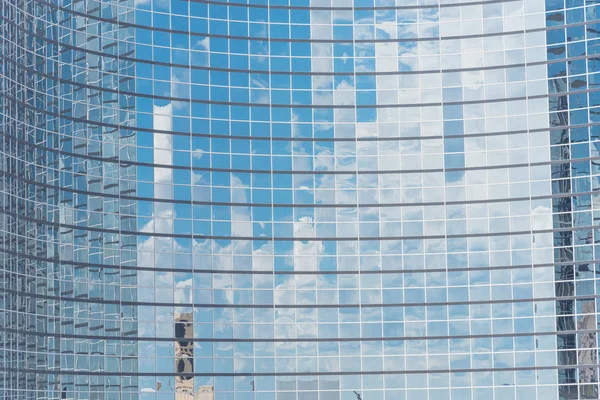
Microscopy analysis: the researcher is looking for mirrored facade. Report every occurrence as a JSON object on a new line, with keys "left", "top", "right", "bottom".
{"left": 1, "top": 0, "right": 600, "bottom": 399}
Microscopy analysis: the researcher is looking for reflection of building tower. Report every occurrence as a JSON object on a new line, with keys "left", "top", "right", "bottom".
{"left": 546, "top": 41, "right": 599, "bottom": 396}
{"left": 549, "top": 77, "right": 578, "bottom": 399}
{"left": 175, "top": 312, "right": 194, "bottom": 399}
{"left": 577, "top": 301, "right": 599, "bottom": 399}
{"left": 195, "top": 385, "right": 214, "bottom": 400}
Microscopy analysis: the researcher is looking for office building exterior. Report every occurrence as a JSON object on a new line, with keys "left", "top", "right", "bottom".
{"left": 1, "top": 0, "right": 599, "bottom": 399}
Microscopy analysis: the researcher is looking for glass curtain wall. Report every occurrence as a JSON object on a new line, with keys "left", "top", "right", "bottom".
{"left": 1, "top": 0, "right": 137, "bottom": 398}
{"left": 1, "top": 0, "right": 600, "bottom": 399}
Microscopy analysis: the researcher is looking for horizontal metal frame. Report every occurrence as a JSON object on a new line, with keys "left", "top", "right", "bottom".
{"left": 2, "top": 327, "right": 597, "bottom": 344}
{"left": 1, "top": 286, "right": 598, "bottom": 308}
{"left": 1, "top": 364, "right": 598, "bottom": 377}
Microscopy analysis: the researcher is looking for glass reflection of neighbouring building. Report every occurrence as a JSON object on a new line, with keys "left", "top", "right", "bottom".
{"left": 1, "top": 0, "right": 600, "bottom": 399}
{"left": 0, "top": 0, "right": 138, "bottom": 398}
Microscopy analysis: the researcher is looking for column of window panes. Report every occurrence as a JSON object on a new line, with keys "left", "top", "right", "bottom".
{"left": 398, "top": 60, "right": 407, "bottom": 400}
{"left": 347, "top": 3, "right": 362, "bottom": 397}
{"left": 46, "top": 10, "right": 63, "bottom": 385}
{"left": 375, "top": 3, "right": 387, "bottom": 392}
{"left": 151, "top": 0, "right": 160, "bottom": 388}
{"left": 268, "top": 1, "right": 280, "bottom": 391}
{"left": 296, "top": 6, "right": 311, "bottom": 397}
{"left": 0, "top": 2, "right": 9, "bottom": 387}
{"left": 412, "top": 4, "right": 424, "bottom": 395}
{"left": 568, "top": 0, "right": 583, "bottom": 394}
{"left": 107, "top": 7, "right": 125, "bottom": 393}
{"left": 250, "top": 0, "right": 262, "bottom": 385}
{"left": 506, "top": 3, "right": 521, "bottom": 394}
{"left": 426, "top": 5, "right": 440, "bottom": 397}
{"left": 332, "top": 0, "right": 345, "bottom": 385}
{"left": 582, "top": 1, "right": 599, "bottom": 395}
{"left": 25, "top": 0, "right": 47, "bottom": 396}
{"left": 473, "top": 4, "right": 486, "bottom": 392}
{"left": 551, "top": 5, "right": 573, "bottom": 389}
{"left": 519, "top": 3, "right": 535, "bottom": 394}
{"left": 513, "top": 9, "right": 536, "bottom": 393}
{"left": 57, "top": 5, "right": 74, "bottom": 391}
{"left": 481, "top": 3, "right": 498, "bottom": 394}
{"left": 591, "top": 1, "right": 600, "bottom": 392}
{"left": 448, "top": 55, "right": 467, "bottom": 400}
{"left": 582, "top": 1, "right": 600, "bottom": 396}
{"left": 319, "top": 2, "right": 332, "bottom": 393}
{"left": 23, "top": 2, "right": 37, "bottom": 394}
{"left": 525, "top": 1, "right": 541, "bottom": 396}
{"left": 496, "top": 4, "right": 509, "bottom": 396}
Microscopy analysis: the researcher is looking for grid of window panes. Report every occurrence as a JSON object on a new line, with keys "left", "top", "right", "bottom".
{"left": 545, "top": 0, "right": 600, "bottom": 399}
{"left": 131, "top": 0, "right": 600, "bottom": 399}
{"left": 0, "top": 0, "right": 138, "bottom": 399}
{"left": 1, "top": 0, "right": 600, "bottom": 399}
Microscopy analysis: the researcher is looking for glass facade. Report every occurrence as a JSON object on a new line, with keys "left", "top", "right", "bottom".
{"left": 1, "top": 0, "right": 600, "bottom": 399}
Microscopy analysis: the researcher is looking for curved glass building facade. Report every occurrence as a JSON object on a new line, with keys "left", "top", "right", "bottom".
{"left": 2, "top": 0, "right": 600, "bottom": 399}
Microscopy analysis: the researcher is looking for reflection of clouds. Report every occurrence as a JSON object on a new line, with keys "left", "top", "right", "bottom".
{"left": 268, "top": 217, "right": 328, "bottom": 336}
{"left": 531, "top": 205, "right": 552, "bottom": 247}
{"left": 192, "top": 172, "right": 205, "bottom": 185}
{"left": 194, "top": 37, "right": 209, "bottom": 51}
{"left": 128, "top": 4, "right": 560, "bottom": 355}
{"left": 314, "top": 144, "right": 335, "bottom": 171}
{"left": 135, "top": 0, "right": 169, "bottom": 8}
{"left": 174, "top": 278, "right": 193, "bottom": 304}
{"left": 192, "top": 149, "right": 204, "bottom": 159}
{"left": 252, "top": 241, "right": 274, "bottom": 271}
{"left": 170, "top": 70, "right": 190, "bottom": 109}
{"left": 531, "top": 204, "right": 554, "bottom": 293}
{"left": 250, "top": 75, "right": 268, "bottom": 89}
{"left": 152, "top": 104, "right": 173, "bottom": 201}
{"left": 138, "top": 104, "right": 182, "bottom": 293}
{"left": 374, "top": 21, "right": 398, "bottom": 73}
{"left": 230, "top": 175, "right": 252, "bottom": 237}
{"left": 332, "top": 80, "right": 355, "bottom": 123}
{"left": 293, "top": 217, "right": 323, "bottom": 274}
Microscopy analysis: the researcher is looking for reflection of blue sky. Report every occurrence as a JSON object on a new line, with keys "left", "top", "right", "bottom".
{"left": 130, "top": 0, "right": 572, "bottom": 394}
{"left": 132, "top": 2, "right": 558, "bottom": 287}
{"left": 3, "top": 0, "right": 599, "bottom": 397}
